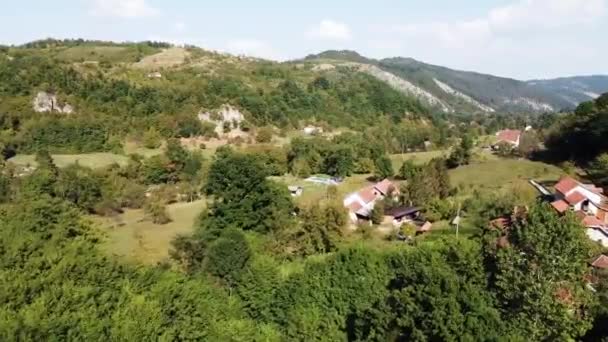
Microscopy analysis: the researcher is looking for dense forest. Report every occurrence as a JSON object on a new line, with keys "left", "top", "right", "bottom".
{"left": 2, "top": 40, "right": 608, "bottom": 341}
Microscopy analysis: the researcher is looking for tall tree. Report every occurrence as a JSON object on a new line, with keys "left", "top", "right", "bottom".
{"left": 486, "top": 203, "right": 595, "bottom": 340}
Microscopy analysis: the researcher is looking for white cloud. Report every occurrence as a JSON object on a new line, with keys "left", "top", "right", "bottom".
{"left": 90, "top": 0, "right": 159, "bottom": 18}
{"left": 394, "top": 0, "right": 606, "bottom": 48}
{"left": 306, "top": 19, "right": 352, "bottom": 41}
{"left": 386, "top": 0, "right": 608, "bottom": 78}
{"left": 224, "top": 39, "right": 283, "bottom": 61}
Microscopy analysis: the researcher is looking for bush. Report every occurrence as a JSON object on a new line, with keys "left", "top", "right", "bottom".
{"left": 142, "top": 128, "right": 162, "bottom": 149}
{"left": 205, "top": 229, "right": 251, "bottom": 284}
{"left": 256, "top": 127, "right": 273, "bottom": 143}
{"left": 144, "top": 198, "right": 171, "bottom": 224}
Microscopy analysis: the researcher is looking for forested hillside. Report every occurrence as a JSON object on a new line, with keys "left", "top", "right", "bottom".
{"left": 303, "top": 50, "right": 608, "bottom": 114}
{"left": 2, "top": 39, "right": 608, "bottom": 341}
{"left": 0, "top": 40, "right": 430, "bottom": 156}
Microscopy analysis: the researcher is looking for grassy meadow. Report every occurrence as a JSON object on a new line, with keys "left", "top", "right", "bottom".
{"left": 92, "top": 199, "right": 206, "bottom": 265}
{"left": 8, "top": 153, "right": 130, "bottom": 169}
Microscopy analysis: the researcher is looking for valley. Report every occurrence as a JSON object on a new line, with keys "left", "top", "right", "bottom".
{"left": 1, "top": 38, "right": 608, "bottom": 341}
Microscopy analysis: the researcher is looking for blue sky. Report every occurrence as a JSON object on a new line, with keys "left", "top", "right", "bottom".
{"left": 1, "top": 0, "right": 607, "bottom": 79}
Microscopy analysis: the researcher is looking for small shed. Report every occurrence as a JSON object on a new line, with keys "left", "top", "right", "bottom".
{"left": 288, "top": 186, "right": 303, "bottom": 197}
{"left": 591, "top": 255, "right": 608, "bottom": 270}
{"left": 385, "top": 206, "right": 421, "bottom": 226}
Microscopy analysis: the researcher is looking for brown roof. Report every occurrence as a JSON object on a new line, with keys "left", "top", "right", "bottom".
{"left": 565, "top": 191, "right": 587, "bottom": 205}
{"left": 490, "top": 217, "right": 511, "bottom": 230}
{"left": 358, "top": 186, "right": 377, "bottom": 204}
{"left": 574, "top": 210, "right": 587, "bottom": 220}
{"left": 591, "top": 255, "right": 608, "bottom": 269}
{"left": 555, "top": 177, "right": 579, "bottom": 196}
{"left": 418, "top": 221, "right": 432, "bottom": 232}
{"left": 583, "top": 215, "right": 604, "bottom": 228}
{"left": 551, "top": 200, "right": 569, "bottom": 214}
{"left": 496, "top": 129, "right": 521, "bottom": 144}
{"left": 374, "top": 179, "right": 395, "bottom": 196}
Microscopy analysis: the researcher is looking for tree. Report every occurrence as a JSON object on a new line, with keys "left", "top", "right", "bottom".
{"left": 144, "top": 197, "right": 171, "bottom": 224}
{"left": 398, "top": 159, "right": 419, "bottom": 180}
{"left": 323, "top": 146, "right": 354, "bottom": 178}
{"left": 447, "top": 134, "right": 473, "bottom": 168}
{"left": 589, "top": 153, "right": 608, "bottom": 186}
{"left": 486, "top": 203, "right": 595, "bottom": 340}
{"left": 374, "top": 155, "right": 394, "bottom": 180}
{"left": 370, "top": 201, "right": 385, "bottom": 225}
{"left": 142, "top": 127, "right": 162, "bottom": 149}
{"left": 205, "top": 229, "right": 251, "bottom": 285}
{"left": 35, "top": 149, "right": 58, "bottom": 175}
{"left": 352, "top": 239, "right": 506, "bottom": 341}
{"left": 428, "top": 158, "right": 450, "bottom": 199}
{"left": 204, "top": 149, "right": 294, "bottom": 233}
{"left": 355, "top": 157, "right": 375, "bottom": 174}
{"left": 54, "top": 164, "right": 103, "bottom": 212}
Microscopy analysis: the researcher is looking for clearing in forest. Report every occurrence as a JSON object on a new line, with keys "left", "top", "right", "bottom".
{"left": 8, "top": 153, "right": 130, "bottom": 169}
{"left": 93, "top": 199, "right": 206, "bottom": 265}
{"left": 132, "top": 47, "right": 190, "bottom": 69}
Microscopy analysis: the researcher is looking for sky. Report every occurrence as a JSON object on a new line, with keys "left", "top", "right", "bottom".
{"left": 1, "top": 0, "right": 607, "bottom": 79}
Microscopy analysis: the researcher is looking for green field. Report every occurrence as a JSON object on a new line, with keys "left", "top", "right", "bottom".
{"left": 92, "top": 199, "right": 206, "bottom": 264}
{"left": 449, "top": 158, "right": 563, "bottom": 195}
{"left": 390, "top": 150, "right": 449, "bottom": 170}
{"left": 54, "top": 45, "right": 159, "bottom": 63}
{"left": 8, "top": 153, "right": 130, "bottom": 169}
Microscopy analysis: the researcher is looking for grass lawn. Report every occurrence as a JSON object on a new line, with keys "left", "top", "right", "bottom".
{"left": 449, "top": 157, "right": 564, "bottom": 197}
{"left": 390, "top": 150, "right": 449, "bottom": 170}
{"left": 92, "top": 199, "right": 206, "bottom": 264}
{"left": 55, "top": 46, "right": 157, "bottom": 63}
{"left": 123, "top": 140, "right": 164, "bottom": 158}
{"left": 8, "top": 153, "right": 130, "bottom": 169}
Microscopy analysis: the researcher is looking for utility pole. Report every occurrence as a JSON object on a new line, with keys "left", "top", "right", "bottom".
{"left": 452, "top": 202, "right": 461, "bottom": 239}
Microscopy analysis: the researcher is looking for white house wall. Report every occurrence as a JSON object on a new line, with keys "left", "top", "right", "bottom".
{"left": 587, "top": 228, "right": 608, "bottom": 247}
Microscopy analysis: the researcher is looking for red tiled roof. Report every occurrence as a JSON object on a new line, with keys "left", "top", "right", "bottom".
{"left": 554, "top": 177, "right": 579, "bottom": 196}
{"left": 551, "top": 200, "right": 569, "bottom": 214}
{"left": 582, "top": 215, "right": 604, "bottom": 228}
{"left": 358, "top": 187, "right": 377, "bottom": 204}
{"left": 565, "top": 191, "right": 587, "bottom": 205}
{"left": 418, "top": 221, "right": 433, "bottom": 232}
{"left": 490, "top": 217, "right": 511, "bottom": 230}
{"left": 592, "top": 255, "right": 608, "bottom": 269}
{"left": 574, "top": 211, "right": 587, "bottom": 220}
{"left": 496, "top": 129, "right": 521, "bottom": 144}
{"left": 374, "top": 179, "right": 395, "bottom": 196}
{"left": 347, "top": 201, "right": 362, "bottom": 213}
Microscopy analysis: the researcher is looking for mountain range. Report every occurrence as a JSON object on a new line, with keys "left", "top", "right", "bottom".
{"left": 300, "top": 50, "right": 608, "bottom": 114}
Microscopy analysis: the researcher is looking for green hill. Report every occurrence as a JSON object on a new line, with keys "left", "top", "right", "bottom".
{"left": 301, "top": 50, "right": 607, "bottom": 114}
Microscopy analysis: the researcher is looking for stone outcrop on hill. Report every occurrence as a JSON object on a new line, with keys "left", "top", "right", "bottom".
{"left": 33, "top": 92, "right": 73, "bottom": 114}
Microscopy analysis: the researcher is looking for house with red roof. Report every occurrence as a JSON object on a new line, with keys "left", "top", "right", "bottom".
{"left": 549, "top": 176, "right": 608, "bottom": 246}
{"left": 343, "top": 179, "right": 398, "bottom": 223}
{"left": 591, "top": 255, "right": 608, "bottom": 270}
{"left": 494, "top": 129, "right": 522, "bottom": 148}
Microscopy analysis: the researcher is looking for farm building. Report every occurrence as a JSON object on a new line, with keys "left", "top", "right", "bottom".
{"left": 343, "top": 179, "right": 399, "bottom": 223}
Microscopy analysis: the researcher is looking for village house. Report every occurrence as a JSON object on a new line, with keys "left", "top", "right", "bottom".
{"left": 288, "top": 186, "right": 303, "bottom": 197}
{"left": 549, "top": 176, "right": 608, "bottom": 246}
{"left": 303, "top": 126, "right": 323, "bottom": 135}
{"left": 591, "top": 255, "right": 608, "bottom": 270}
{"left": 494, "top": 129, "right": 522, "bottom": 148}
{"left": 343, "top": 179, "right": 398, "bottom": 223}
